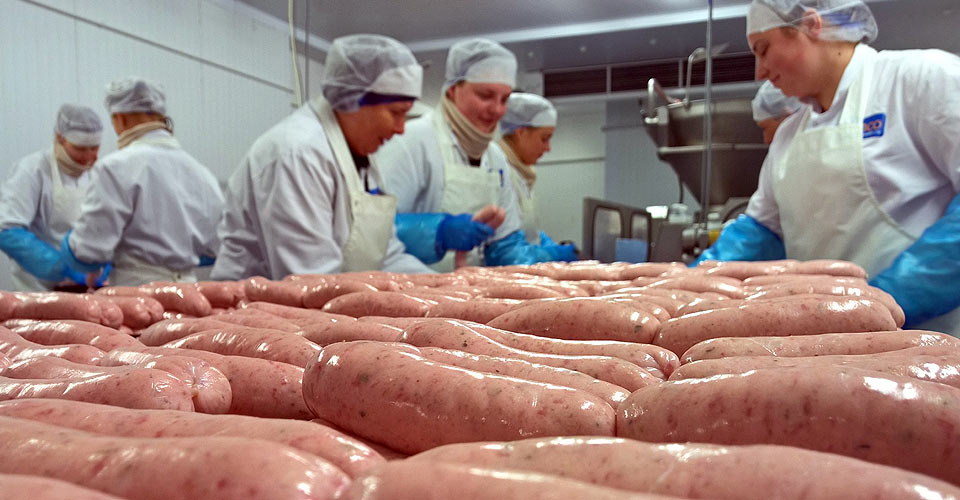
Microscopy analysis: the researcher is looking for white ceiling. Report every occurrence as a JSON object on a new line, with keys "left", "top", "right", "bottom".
{"left": 239, "top": 0, "right": 959, "bottom": 71}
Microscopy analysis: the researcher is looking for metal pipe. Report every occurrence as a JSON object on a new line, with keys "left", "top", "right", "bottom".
{"left": 645, "top": 78, "right": 679, "bottom": 121}
{"left": 699, "top": 0, "right": 714, "bottom": 224}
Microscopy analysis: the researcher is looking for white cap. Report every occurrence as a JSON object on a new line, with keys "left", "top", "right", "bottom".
{"left": 747, "top": 0, "right": 877, "bottom": 43}
{"left": 322, "top": 34, "right": 423, "bottom": 112}
{"left": 443, "top": 38, "right": 517, "bottom": 92}
{"left": 104, "top": 76, "right": 167, "bottom": 115}
{"left": 55, "top": 103, "right": 102, "bottom": 147}
{"left": 500, "top": 93, "right": 557, "bottom": 135}
{"left": 752, "top": 80, "right": 804, "bottom": 122}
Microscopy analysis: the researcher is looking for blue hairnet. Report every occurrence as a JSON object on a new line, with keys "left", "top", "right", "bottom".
{"left": 322, "top": 34, "right": 423, "bottom": 112}
{"left": 752, "top": 81, "right": 804, "bottom": 122}
{"left": 55, "top": 104, "right": 102, "bottom": 146}
{"left": 501, "top": 93, "right": 557, "bottom": 135}
{"left": 443, "top": 38, "right": 517, "bottom": 93}
{"left": 747, "top": 0, "right": 878, "bottom": 43}
{"left": 105, "top": 76, "right": 166, "bottom": 115}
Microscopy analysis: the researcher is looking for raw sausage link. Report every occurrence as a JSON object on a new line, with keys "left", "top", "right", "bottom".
{"left": 0, "top": 473, "right": 128, "bottom": 500}
{"left": 617, "top": 366, "right": 960, "bottom": 486}
{"left": 399, "top": 319, "right": 661, "bottom": 389}
{"left": 341, "top": 459, "right": 682, "bottom": 500}
{"left": 654, "top": 295, "right": 897, "bottom": 355}
{"left": 165, "top": 327, "right": 321, "bottom": 367}
{"left": 0, "top": 369, "right": 195, "bottom": 411}
{"left": 8, "top": 320, "right": 142, "bottom": 351}
{"left": 412, "top": 436, "right": 960, "bottom": 500}
{"left": 0, "top": 416, "right": 349, "bottom": 500}
{"left": 0, "top": 399, "right": 383, "bottom": 478}
{"left": 0, "top": 327, "right": 104, "bottom": 365}
{"left": 105, "top": 347, "right": 312, "bottom": 419}
{"left": 303, "top": 341, "right": 615, "bottom": 454}
{"left": 680, "top": 330, "right": 960, "bottom": 362}
{"left": 487, "top": 298, "right": 661, "bottom": 343}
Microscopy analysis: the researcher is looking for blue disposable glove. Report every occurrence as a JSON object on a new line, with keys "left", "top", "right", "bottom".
{"left": 539, "top": 231, "right": 556, "bottom": 246}
{"left": 870, "top": 192, "right": 960, "bottom": 328}
{"left": 0, "top": 227, "right": 80, "bottom": 283}
{"left": 542, "top": 242, "right": 578, "bottom": 262}
{"left": 692, "top": 214, "right": 786, "bottom": 266}
{"left": 394, "top": 212, "right": 448, "bottom": 264}
{"left": 484, "top": 230, "right": 556, "bottom": 266}
{"left": 439, "top": 213, "right": 494, "bottom": 252}
{"left": 60, "top": 230, "right": 107, "bottom": 273}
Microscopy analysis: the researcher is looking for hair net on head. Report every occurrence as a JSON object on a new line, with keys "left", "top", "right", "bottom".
{"left": 752, "top": 81, "right": 804, "bottom": 122}
{"left": 444, "top": 38, "right": 517, "bottom": 92}
{"left": 747, "top": 0, "right": 878, "bottom": 43}
{"left": 55, "top": 104, "right": 103, "bottom": 147}
{"left": 500, "top": 93, "right": 557, "bottom": 135}
{"left": 105, "top": 76, "right": 167, "bottom": 115}
{"left": 321, "top": 34, "right": 423, "bottom": 112}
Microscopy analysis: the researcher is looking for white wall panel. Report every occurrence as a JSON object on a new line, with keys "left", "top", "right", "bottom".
{"left": 73, "top": 22, "right": 205, "bottom": 159}
{"left": 533, "top": 102, "right": 606, "bottom": 247}
{"left": 75, "top": 0, "right": 202, "bottom": 57}
{"left": 0, "top": 1, "right": 81, "bottom": 170}
{"left": 200, "top": 0, "right": 291, "bottom": 87}
{"left": 29, "top": 0, "right": 76, "bottom": 14}
{"left": 199, "top": 65, "right": 293, "bottom": 182}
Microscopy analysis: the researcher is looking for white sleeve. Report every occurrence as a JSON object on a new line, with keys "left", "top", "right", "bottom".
{"left": 0, "top": 155, "right": 43, "bottom": 231}
{"left": 257, "top": 149, "right": 344, "bottom": 277}
{"left": 376, "top": 136, "right": 425, "bottom": 213}
{"left": 69, "top": 165, "right": 132, "bottom": 262}
{"left": 906, "top": 50, "right": 960, "bottom": 191}
{"left": 744, "top": 152, "right": 783, "bottom": 238}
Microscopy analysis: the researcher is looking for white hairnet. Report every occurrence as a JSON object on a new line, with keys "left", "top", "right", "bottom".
{"left": 747, "top": 0, "right": 877, "bottom": 43}
{"left": 322, "top": 34, "right": 423, "bottom": 112}
{"left": 55, "top": 103, "right": 102, "bottom": 147}
{"left": 500, "top": 93, "right": 557, "bottom": 135}
{"left": 105, "top": 76, "right": 167, "bottom": 115}
{"left": 752, "top": 81, "right": 804, "bottom": 122}
{"left": 443, "top": 38, "right": 517, "bottom": 92}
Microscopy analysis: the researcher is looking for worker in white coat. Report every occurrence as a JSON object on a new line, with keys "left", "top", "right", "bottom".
{"left": 751, "top": 80, "right": 803, "bottom": 144}
{"left": 0, "top": 104, "right": 103, "bottom": 290}
{"left": 375, "top": 38, "right": 559, "bottom": 270}
{"left": 61, "top": 77, "right": 224, "bottom": 286}
{"left": 211, "top": 34, "right": 433, "bottom": 280}
{"left": 496, "top": 92, "right": 576, "bottom": 261}
{"left": 697, "top": 0, "right": 960, "bottom": 335}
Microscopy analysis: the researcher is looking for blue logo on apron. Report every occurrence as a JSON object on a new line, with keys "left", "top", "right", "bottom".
{"left": 863, "top": 113, "right": 886, "bottom": 139}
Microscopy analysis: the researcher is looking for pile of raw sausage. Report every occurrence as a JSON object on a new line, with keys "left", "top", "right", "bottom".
{"left": 0, "top": 258, "right": 958, "bottom": 499}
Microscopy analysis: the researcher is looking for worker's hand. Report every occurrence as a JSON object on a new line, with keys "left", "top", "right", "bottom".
{"left": 438, "top": 213, "right": 495, "bottom": 252}
{"left": 473, "top": 204, "right": 506, "bottom": 230}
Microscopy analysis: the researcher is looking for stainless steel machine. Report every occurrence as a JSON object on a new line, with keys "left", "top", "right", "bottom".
{"left": 640, "top": 77, "right": 767, "bottom": 262}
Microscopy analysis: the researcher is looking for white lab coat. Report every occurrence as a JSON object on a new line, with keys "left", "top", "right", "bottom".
{"left": 0, "top": 149, "right": 93, "bottom": 290}
{"left": 374, "top": 110, "right": 522, "bottom": 241}
{"left": 747, "top": 45, "right": 960, "bottom": 239}
{"left": 69, "top": 129, "right": 224, "bottom": 284}
{"left": 211, "top": 104, "right": 432, "bottom": 280}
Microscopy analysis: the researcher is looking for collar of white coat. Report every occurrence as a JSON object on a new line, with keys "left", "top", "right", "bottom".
{"left": 805, "top": 44, "right": 876, "bottom": 115}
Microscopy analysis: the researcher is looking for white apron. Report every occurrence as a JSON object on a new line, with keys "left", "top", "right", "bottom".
{"left": 108, "top": 133, "right": 197, "bottom": 287}
{"left": 508, "top": 166, "right": 539, "bottom": 244}
{"left": 773, "top": 46, "right": 960, "bottom": 335}
{"left": 11, "top": 151, "right": 87, "bottom": 291}
{"left": 433, "top": 111, "right": 500, "bottom": 271}
{"left": 311, "top": 97, "right": 396, "bottom": 272}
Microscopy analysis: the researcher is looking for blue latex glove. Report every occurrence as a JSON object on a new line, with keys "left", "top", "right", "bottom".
{"left": 484, "top": 230, "right": 556, "bottom": 266}
{"left": 539, "top": 231, "right": 556, "bottom": 246}
{"left": 60, "top": 230, "right": 107, "bottom": 273}
{"left": 692, "top": 214, "right": 786, "bottom": 266}
{"left": 870, "top": 192, "right": 960, "bottom": 328}
{"left": 439, "top": 213, "right": 494, "bottom": 252}
{"left": 542, "top": 242, "right": 578, "bottom": 262}
{"left": 394, "top": 212, "right": 447, "bottom": 264}
{"left": 0, "top": 227, "right": 81, "bottom": 283}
